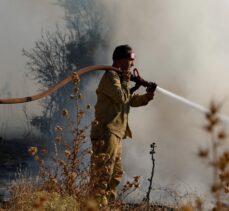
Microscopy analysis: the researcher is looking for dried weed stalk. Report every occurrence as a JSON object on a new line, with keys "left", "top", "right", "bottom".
{"left": 197, "top": 101, "right": 229, "bottom": 210}
{"left": 23, "top": 82, "right": 95, "bottom": 210}
{"left": 5, "top": 81, "right": 173, "bottom": 211}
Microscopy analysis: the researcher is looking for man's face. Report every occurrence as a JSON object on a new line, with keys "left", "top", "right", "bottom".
{"left": 119, "top": 54, "right": 135, "bottom": 72}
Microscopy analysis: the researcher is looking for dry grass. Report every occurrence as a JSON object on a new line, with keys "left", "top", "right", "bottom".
{"left": 1, "top": 84, "right": 164, "bottom": 211}
{"left": 2, "top": 85, "right": 229, "bottom": 211}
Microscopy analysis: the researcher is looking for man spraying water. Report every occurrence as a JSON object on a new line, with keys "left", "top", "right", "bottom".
{"left": 89, "top": 44, "right": 157, "bottom": 206}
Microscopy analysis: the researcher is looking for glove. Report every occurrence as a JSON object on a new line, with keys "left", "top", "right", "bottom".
{"left": 146, "top": 82, "right": 157, "bottom": 93}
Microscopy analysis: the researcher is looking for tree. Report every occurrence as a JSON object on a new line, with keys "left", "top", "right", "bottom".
{"left": 23, "top": 0, "right": 109, "bottom": 136}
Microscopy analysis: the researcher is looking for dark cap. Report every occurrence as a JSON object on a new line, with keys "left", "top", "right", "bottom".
{"left": 112, "top": 44, "right": 135, "bottom": 61}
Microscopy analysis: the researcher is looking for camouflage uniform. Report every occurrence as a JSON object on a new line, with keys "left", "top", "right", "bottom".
{"left": 90, "top": 70, "right": 153, "bottom": 199}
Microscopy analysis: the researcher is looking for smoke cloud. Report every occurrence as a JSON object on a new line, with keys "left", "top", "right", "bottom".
{"left": 96, "top": 0, "right": 229, "bottom": 202}
{"left": 0, "top": 0, "right": 65, "bottom": 137}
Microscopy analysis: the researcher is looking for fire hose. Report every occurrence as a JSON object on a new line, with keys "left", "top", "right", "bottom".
{"left": 0, "top": 65, "right": 120, "bottom": 104}
{"left": 0, "top": 65, "right": 229, "bottom": 123}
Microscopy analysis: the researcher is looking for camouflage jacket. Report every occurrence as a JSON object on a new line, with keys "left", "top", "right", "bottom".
{"left": 90, "top": 70, "right": 154, "bottom": 139}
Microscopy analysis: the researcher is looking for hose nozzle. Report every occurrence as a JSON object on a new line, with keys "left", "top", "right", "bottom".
{"left": 130, "top": 68, "right": 157, "bottom": 94}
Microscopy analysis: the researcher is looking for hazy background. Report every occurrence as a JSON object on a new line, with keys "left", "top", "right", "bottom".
{"left": 0, "top": 0, "right": 64, "bottom": 137}
{"left": 101, "top": 0, "right": 229, "bottom": 203}
{"left": 1, "top": 0, "right": 229, "bottom": 205}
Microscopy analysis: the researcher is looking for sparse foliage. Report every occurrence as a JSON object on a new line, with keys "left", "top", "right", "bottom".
{"left": 24, "top": 0, "right": 108, "bottom": 136}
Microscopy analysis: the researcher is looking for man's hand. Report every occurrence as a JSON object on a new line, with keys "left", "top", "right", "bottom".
{"left": 146, "top": 82, "right": 157, "bottom": 93}
{"left": 121, "top": 70, "right": 131, "bottom": 82}
{"left": 146, "top": 82, "right": 157, "bottom": 98}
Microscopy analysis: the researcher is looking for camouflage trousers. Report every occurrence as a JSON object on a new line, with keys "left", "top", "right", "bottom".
{"left": 90, "top": 133, "right": 123, "bottom": 198}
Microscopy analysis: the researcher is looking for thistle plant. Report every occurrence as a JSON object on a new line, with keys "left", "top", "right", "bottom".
{"left": 198, "top": 101, "right": 229, "bottom": 210}
{"left": 28, "top": 79, "right": 94, "bottom": 204}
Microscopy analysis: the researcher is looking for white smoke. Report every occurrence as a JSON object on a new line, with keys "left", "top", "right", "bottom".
{"left": 0, "top": 0, "right": 65, "bottom": 137}
{"left": 97, "top": 0, "right": 229, "bottom": 203}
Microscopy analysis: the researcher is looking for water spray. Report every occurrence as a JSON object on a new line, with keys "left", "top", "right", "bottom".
{"left": 0, "top": 65, "right": 229, "bottom": 124}
{"left": 130, "top": 68, "right": 229, "bottom": 124}
{"left": 156, "top": 87, "right": 229, "bottom": 123}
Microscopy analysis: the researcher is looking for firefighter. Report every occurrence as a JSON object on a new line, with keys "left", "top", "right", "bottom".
{"left": 90, "top": 44, "right": 157, "bottom": 206}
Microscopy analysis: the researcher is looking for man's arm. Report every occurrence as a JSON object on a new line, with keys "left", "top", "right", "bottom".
{"left": 130, "top": 82, "right": 156, "bottom": 107}
{"left": 129, "top": 92, "right": 154, "bottom": 107}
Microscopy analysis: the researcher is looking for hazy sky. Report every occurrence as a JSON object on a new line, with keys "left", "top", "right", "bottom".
{"left": 1, "top": 0, "right": 229, "bottom": 205}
